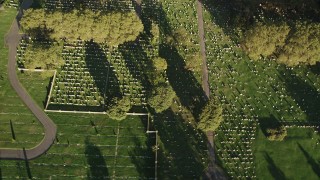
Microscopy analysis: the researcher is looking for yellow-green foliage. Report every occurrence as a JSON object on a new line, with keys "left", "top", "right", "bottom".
{"left": 278, "top": 22, "right": 320, "bottom": 66}
{"left": 153, "top": 57, "right": 167, "bottom": 71}
{"left": 23, "top": 43, "right": 64, "bottom": 70}
{"left": 198, "top": 99, "right": 223, "bottom": 132}
{"left": 107, "top": 96, "right": 131, "bottom": 121}
{"left": 242, "top": 22, "right": 290, "bottom": 60}
{"left": 21, "top": 9, "right": 144, "bottom": 46}
{"left": 266, "top": 126, "right": 287, "bottom": 141}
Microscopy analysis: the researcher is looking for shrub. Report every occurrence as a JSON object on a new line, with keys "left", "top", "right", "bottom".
{"left": 266, "top": 126, "right": 287, "bottom": 141}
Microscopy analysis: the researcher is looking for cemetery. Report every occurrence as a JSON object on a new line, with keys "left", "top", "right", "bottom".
{"left": 0, "top": 0, "right": 320, "bottom": 179}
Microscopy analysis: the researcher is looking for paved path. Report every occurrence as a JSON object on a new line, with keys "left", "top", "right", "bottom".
{"left": 197, "top": 0, "right": 210, "bottom": 100}
{"left": 0, "top": 0, "right": 57, "bottom": 160}
{"left": 196, "top": 1, "right": 228, "bottom": 179}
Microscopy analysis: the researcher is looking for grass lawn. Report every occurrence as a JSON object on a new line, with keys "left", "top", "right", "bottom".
{"left": 0, "top": 114, "right": 156, "bottom": 179}
{"left": 254, "top": 127, "right": 320, "bottom": 179}
{"left": 202, "top": 3, "right": 320, "bottom": 178}
{"left": 17, "top": 71, "right": 53, "bottom": 108}
{"left": 0, "top": 7, "right": 44, "bottom": 149}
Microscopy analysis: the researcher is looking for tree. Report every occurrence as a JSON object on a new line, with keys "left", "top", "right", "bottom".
{"left": 23, "top": 43, "right": 64, "bottom": 70}
{"left": 21, "top": 9, "right": 143, "bottom": 46}
{"left": 107, "top": 96, "right": 131, "bottom": 121}
{"left": 148, "top": 83, "right": 176, "bottom": 113}
{"left": 198, "top": 99, "right": 223, "bottom": 132}
{"left": 152, "top": 57, "right": 167, "bottom": 71}
{"left": 266, "top": 126, "right": 287, "bottom": 141}
{"left": 242, "top": 22, "right": 290, "bottom": 60}
{"left": 278, "top": 22, "right": 320, "bottom": 66}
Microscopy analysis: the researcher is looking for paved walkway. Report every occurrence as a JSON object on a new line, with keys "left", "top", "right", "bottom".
{"left": 196, "top": 1, "right": 228, "bottom": 179}
{"left": 0, "top": 0, "right": 57, "bottom": 160}
{"left": 197, "top": 0, "right": 210, "bottom": 100}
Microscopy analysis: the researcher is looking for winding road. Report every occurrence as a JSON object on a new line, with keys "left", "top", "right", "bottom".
{"left": 0, "top": 0, "right": 57, "bottom": 160}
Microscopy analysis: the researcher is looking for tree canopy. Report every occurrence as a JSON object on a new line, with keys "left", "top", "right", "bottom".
{"left": 242, "top": 22, "right": 290, "bottom": 60}
{"left": 21, "top": 9, "right": 143, "bottom": 46}
{"left": 23, "top": 43, "right": 64, "bottom": 70}
{"left": 198, "top": 99, "right": 223, "bottom": 132}
{"left": 107, "top": 96, "right": 131, "bottom": 121}
{"left": 242, "top": 21, "right": 320, "bottom": 66}
{"left": 278, "top": 22, "right": 320, "bottom": 66}
{"left": 148, "top": 83, "right": 176, "bottom": 113}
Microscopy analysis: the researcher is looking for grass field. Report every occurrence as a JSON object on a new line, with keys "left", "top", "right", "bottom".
{"left": 254, "top": 127, "right": 320, "bottom": 180}
{"left": 0, "top": 113, "right": 156, "bottom": 179}
{"left": 0, "top": 8, "right": 44, "bottom": 149}
{"left": 201, "top": 1, "right": 320, "bottom": 178}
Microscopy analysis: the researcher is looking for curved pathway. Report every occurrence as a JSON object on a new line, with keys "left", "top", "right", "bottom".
{"left": 0, "top": 0, "right": 57, "bottom": 160}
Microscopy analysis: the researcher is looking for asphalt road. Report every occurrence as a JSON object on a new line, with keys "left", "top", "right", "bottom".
{"left": 0, "top": 0, "right": 57, "bottom": 160}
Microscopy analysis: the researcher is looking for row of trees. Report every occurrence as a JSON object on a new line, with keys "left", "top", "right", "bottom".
{"left": 242, "top": 21, "right": 320, "bottom": 66}
{"left": 21, "top": 9, "right": 143, "bottom": 46}
{"left": 147, "top": 56, "right": 176, "bottom": 113}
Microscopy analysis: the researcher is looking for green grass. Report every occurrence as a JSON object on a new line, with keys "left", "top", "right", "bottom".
{"left": 202, "top": 4, "right": 320, "bottom": 178}
{"left": 254, "top": 127, "right": 320, "bottom": 179}
{"left": 0, "top": 8, "right": 44, "bottom": 149}
{"left": 0, "top": 114, "right": 155, "bottom": 179}
{"left": 18, "top": 71, "right": 53, "bottom": 108}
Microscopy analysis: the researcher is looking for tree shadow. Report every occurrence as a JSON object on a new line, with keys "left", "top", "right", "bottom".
{"left": 258, "top": 115, "right": 282, "bottom": 137}
{"left": 298, "top": 143, "right": 320, "bottom": 177}
{"left": 154, "top": 108, "right": 208, "bottom": 178}
{"left": 118, "top": 39, "right": 152, "bottom": 91}
{"left": 160, "top": 44, "right": 207, "bottom": 119}
{"left": 309, "top": 62, "right": 320, "bottom": 76}
{"left": 84, "top": 40, "right": 121, "bottom": 109}
{"left": 128, "top": 132, "right": 155, "bottom": 178}
{"left": 201, "top": 0, "right": 320, "bottom": 41}
{"left": 264, "top": 152, "right": 286, "bottom": 180}
{"left": 84, "top": 137, "right": 109, "bottom": 179}
{"left": 280, "top": 68, "right": 320, "bottom": 122}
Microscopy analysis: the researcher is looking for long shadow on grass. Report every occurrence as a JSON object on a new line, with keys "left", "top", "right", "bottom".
{"left": 128, "top": 134, "right": 155, "bottom": 178}
{"left": 258, "top": 115, "right": 282, "bottom": 137}
{"left": 154, "top": 108, "right": 208, "bottom": 178}
{"left": 84, "top": 137, "right": 109, "bottom": 179}
{"left": 265, "top": 153, "right": 286, "bottom": 179}
{"left": 201, "top": 0, "right": 320, "bottom": 40}
{"left": 140, "top": 0, "right": 172, "bottom": 37}
{"left": 298, "top": 143, "right": 320, "bottom": 177}
{"left": 160, "top": 44, "right": 207, "bottom": 119}
{"left": 280, "top": 69, "right": 320, "bottom": 122}
{"left": 118, "top": 39, "right": 152, "bottom": 92}
{"left": 85, "top": 41, "right": 121, "bottom": 109}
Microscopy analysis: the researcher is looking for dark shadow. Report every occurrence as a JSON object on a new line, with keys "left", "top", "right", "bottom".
{"left": 128, "top": 132, "right": 155, "bottom": 178}
{"left": 118, "top": 39, "right": 152, "bottom": 92}
{"left": 201, "top": 0, "right": 320, "bottom": 41}
{"left": 160, "top": 44, "right": 207, "bottom": 119}
{"left": 280, "top": 68, "right": 320, "bottom": 122}
{"left": 309, "top": 62, "right": 320, "bottom": 76}
{"left": 0, "top": 167, "right": 2, "bottom": 180}
{"left": 84, "top": 137, "right": 109, "bottom": 179}
{"left": 298, "top": 143, "right": 320, "bottom": 177}
{"left": 23, "top": 148, "right": 32, "bottom": 179}
{"left": 265, "top": 153, "right": 286, "bottom": 180}
{"left": 153, "top": 108, "right": 208, "bottom": 179}
{"left": 258, "top": 115, "right": 282, "bottom": 137}
{"left": 84, "top": 40, "right": 121, "bottom": 109}
{"left": 9, "top": 120, "right": 16, "bottom": 140}
{"left": 30, "top": 0, "right": 45, "bottom": 8}
{"left": 43, "top": 75, "right": 54, "bottom": 108}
